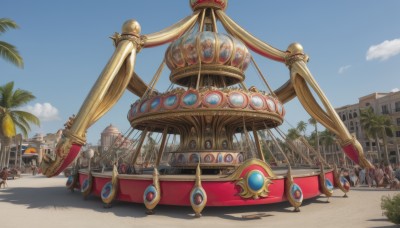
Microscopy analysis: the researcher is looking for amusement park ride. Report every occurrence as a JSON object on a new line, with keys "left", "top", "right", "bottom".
{"left": 41, "top": 0, "right": 373, "bottom": 217}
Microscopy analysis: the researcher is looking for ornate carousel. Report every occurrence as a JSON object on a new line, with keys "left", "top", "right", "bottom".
{"left": 41, "top": 0, "right": 372, "bottom": 217}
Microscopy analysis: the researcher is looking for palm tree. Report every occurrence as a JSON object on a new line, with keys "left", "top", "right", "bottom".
{"left": 0, "top": 82, "right": 40, "bottom": 168}
{"left": 286, "top": 128, "right": 301, "bottom": 141}
{"left": 308, "top": 117, "right": 320, "bottom": 155}
{"left": 319, "top": 129, "right": 336, "bottom": 162}
{"left": 375, "top": 115, "right": 396, "bottom": 163}
{"left": 296, "top": 121, "right": 307, "bottom": 136}
{"left": 360, "top": 107, "right": 382, "bottom": 162}
{"left": 0, "top": 18, "right": 23, "bottom": 68}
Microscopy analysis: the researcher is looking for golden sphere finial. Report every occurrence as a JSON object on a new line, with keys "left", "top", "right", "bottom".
{"left": 287, "top": 43, "right": 304, "bottom": 55}
{"left": 122, "top": 19, "right": 141, "bottom": 35}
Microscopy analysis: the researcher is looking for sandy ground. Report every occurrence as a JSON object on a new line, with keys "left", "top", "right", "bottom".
{"left": 0, "top": 174, "right": 399, "bottom": 228}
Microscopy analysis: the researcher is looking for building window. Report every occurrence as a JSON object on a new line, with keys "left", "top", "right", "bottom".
{"left": 366, "top": 102, "right": 370, "bottom": 106}
{"left": 353, "top": 112, "right": 357, "bottom": 118}
{"left": 366, "top": 142, "right": 369, "bottom": 146}
{"left": 342, "top": 114, "right": 346, "bottom": 121}
{"left": 382, "top": 105, "right": 389, "bottom": 114}
{"left": 397, "top": 118, "right": 400, "bottom": 126}
{"left": 350, "top": 121, "right": 354, "bottom": 131}
{"left": 396, "top": 131, "right": 400, "bottom": 137}
{"left": 349, "top": 113, "right": 353, "bottom": 119}
{"left": 396, "top": 101, "right": 400, "bottom": 112}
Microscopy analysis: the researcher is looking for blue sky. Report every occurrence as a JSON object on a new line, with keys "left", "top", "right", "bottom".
{"left": 2, "top": 1, "right": 400, "bottom": 144}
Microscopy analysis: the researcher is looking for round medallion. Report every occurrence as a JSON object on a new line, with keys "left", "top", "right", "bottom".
{"left": 189, "top": 153, "right": 200, "bottom": 163}
{"left": 231, "top": 40, "right": 247, "bottom": 67}
{"left": 66, "top": 176, "right": 73, "bottom": 187}
{"left": 204, "top": 154, "right": 215, "bottom": 163}
{"left": 182, "top": 32, "right": 199, "bottom": 65}
{"left": 340, "top": 176, "right": 350, "bottom": 191}
{"left": 181, "top": 90, "right": 200, "bottom": 108}
{"left": 203, "top": 91, "right": 224, "bottom": 108}
{"left": 199, "top": 32, "right": 216, "bottom": 63}
{"left": 101, "top": 182, "right": 113, "bottom": 199}
{"left": 143, "top": 185, "right": 157, "bottom": 203}
{"left": 81, "top": 178, "right": 90, "bottom": 193}
{"left": 290, "top": 183, "right": 303, "bottom": 202}
{"left": 265, "top": 97, "right": 276, "bottom": 112}
{"left": 237, "top": 153, "right": 244, "bottom": 163}
{"left": 149, "top": 97, "right": 162, "bottom": 112}
{"left": 139, "top": 100, "right": 149, "bottom": 113}
{"left": 325, "top": 179, "right": 334, "bottom": 190}
{"left": 163, "top": 94, "right": 179, "bottom": 110}
{"left": 217, "top": 153, "right": 223, "bottom": 163}
{"left": 193, "top": 193, "right": 203, "bottom": 205}
{"left": 247, "top": 170, "right": 265, "bottom": 192}
{"left": 177, "top": 154, "right": 186, "bottom": 163}
{"left": 171, "top": 37, "right": 185, "bottom": 67}
{"left": 228, "top": 91, "right": 247, "bottom": 108}
{"left": 190, "top": 188, "right": 206, "bottom": 207}
{"left": 250, "top": 94, "right": 265, "bottom": 110}
{"left": 217, "top": 33, "right": 233, "bottom": 64}
{"left": 241, "top": 52, "right": 251, "bottom": 71}
{"left": 224, "top": 154, "right": 234, "bottom": 163}
{"left": 276, "top": 101, "right": 284, "bottom": 115}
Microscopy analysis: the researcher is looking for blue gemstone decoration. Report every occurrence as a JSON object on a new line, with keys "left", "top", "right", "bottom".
{"left": 66, "top": 176, "right": 73, "bottom": 186}
{"left": 340, "top": 176, "right": 349, "bottom": 185}
{"left": 143, "top": 185, "right": 157, "bottom": 202}
{"left": 150, "top": 97, "right": 161, "bottom": 110}
{"left": 191, "top": 188, "right": 205, "bottom": 206}
{"left": 251, "top": 96, "right": 263, "bottom": 108}
{"left": 325, "top": 179, "right": 334, "bottom": 190}
{"left": 183, "top": 93, "right": 198, "bottom": 106}
{"left": 164, "top": 95, "right": 177, "bottom": 107}
{"left": 230, "top": 93, "right": 244, "bottom": 106}
{"left": 217, "top": 153, "right": 223, "bottom": 163}
{"left": 140, "top": 102, "right": 148, "bottom": 113}
{"left": 206, "top": 93, "right": 221, "bottom": 105}
{"left": 247, "top": 171, "right": 264, "bottom": 191}
{"left": 101, "top": 182, "right": 112, "bottom": 199}
{"left": 81, "top": 178, "right": 89, "bottom": 192}
{"left": 290, "top": 183, "right": 303, "bottom": 201}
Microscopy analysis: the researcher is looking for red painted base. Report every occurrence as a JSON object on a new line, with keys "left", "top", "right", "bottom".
{"left": 77, "top": 169, "right": 334, "bottom": 206}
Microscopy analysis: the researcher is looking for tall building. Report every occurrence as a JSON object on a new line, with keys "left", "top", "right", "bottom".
{"left": 335, "top": 91, "right": 400, "bottom": 164}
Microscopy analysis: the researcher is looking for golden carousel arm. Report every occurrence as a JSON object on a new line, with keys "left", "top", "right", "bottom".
{"left": 285, "top": 43, "right": 373, "bottom": 168}
{"left": 142, "top": 11, "right": 200, "bottom": 48}
{"left": 215, "top": 10, "right": 286, "bottom": 62}
{"left": 273, "top": 79, "right": 296, "bottom": 104}
{"left": 41, "top": 20, "right": 143, "bottom": 177}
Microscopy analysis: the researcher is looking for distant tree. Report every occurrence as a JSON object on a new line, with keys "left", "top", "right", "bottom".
{"left": 286, "top": 128, "right": 301, "bottom": 141}
{"left": 0, "top": 18, "right": 23, "bottom": 68}
{"left": 308, "top": 117, "right": 320, "bottom": 154}
{"left": 0, "top": 82, "right": 40, "bottom": 167}
{"left": 296, "top": 121, "right": 307, "bottom": 136}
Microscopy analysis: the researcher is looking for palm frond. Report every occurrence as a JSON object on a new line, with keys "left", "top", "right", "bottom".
{"left": 13, "top": 121, "right": 29, "bottom": 138}
{"left": 11, "top": 89, "right": 36, "bottom": 107}
{"left": 12, "top": 110, "right": 40, "bottom": 127}
{"left": 0, "top": 41, "right": 24, "bottom": 68}
{"left": 0, "top": 81, "right": 15, "bottom": 108}
{"left": 0, "top": 18, "right": 19, "bottom": 33}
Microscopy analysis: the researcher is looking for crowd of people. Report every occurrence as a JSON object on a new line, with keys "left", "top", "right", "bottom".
{"left": 342, "top": 162, "right": 400, "bottom": 190}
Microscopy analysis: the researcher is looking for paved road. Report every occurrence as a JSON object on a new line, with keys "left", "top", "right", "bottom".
{"left": 0, "top": 174, "right": 398, "bottom": 228}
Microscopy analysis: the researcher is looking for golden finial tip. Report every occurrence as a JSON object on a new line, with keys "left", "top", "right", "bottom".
{"left": 287, "top": 43, "right": 304, "bottom": 55}
{"left": 122, "top": 19, "right": 141, "bottom": 35}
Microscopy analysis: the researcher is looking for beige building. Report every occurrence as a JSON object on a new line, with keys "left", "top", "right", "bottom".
{"left": 335, "top": 91, "right": 400, "bottom": 164}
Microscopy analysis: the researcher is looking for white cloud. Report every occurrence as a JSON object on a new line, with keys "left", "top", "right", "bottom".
{"left": 391, "top": 88, "right": 399, "bottom": 92}
{"left": 21, "top": 103, "right": 61, "bottom": 121}
{"left": 338, "top": 65, "right": 351, "bottom": 74}
{"left": 366, "top": 38, "right": 400, "bottom": 61}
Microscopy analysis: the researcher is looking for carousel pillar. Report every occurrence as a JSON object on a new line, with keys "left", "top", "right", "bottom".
{"left": 252, "top": 126, "right": 265, "bottom": 162}
{"left": 155, "top": 127, "right": 169, "bottom": 167}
